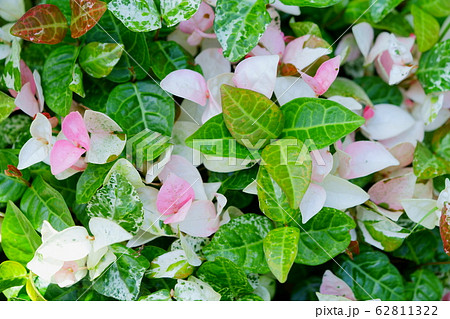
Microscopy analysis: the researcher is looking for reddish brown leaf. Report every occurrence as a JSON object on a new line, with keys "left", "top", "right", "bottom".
{"left": 344, "top": 240, "right": 360, "bottom": 260}
{"left": 10, "top": 5, "right": 68, "bottom": 45}
{"left": 70, "top": 0, "right": 107, "bottom": 38}
{"left": 440, "top": 205, "right": 450, "bottom": 256}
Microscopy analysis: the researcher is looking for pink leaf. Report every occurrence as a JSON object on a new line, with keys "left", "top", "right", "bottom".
{"left": 163, "top": 199, "right": 193, "bottom": 224}
{"left": 62, "top": 112, "right": 90, "bottom": 150}
{"left": 14, "top": 82, "right": 40, "bottom": 117}
{"left": 320, "top": 270, "right": 356, "bottom": 300}
{"left": 156, "top": 174, "right": 195, "bottom": 216}
{"left": 50, "top": 140, "right": 86, "bottom": 175}
{"left": 20, "top": 60, "right": 36, "bottom": 95}
{"left": 311, "top": 148, "right": 333, "bottom": 183}
{"left": 160, "top": 70, "right": 208, "bottom": 106}
{"left": 179, "top": 2, "right": 214, "bottom": 34}
{"left": 251, "top": 26, "right": 285, "bottom": 57}
{"left": 301, "top": 56, "right": 340, "bottom": 96}
{"left": 195, "top": 48, "right": 231, "bottom": 80}
{"left": 232, "top": 55, "right": 279, "bottom": 98}
{"left": 368, "top": 172, "right": 417, "bottom": 210}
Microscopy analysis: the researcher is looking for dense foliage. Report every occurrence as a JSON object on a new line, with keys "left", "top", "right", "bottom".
{"left": 0, "top": 0, "right": 449, "bottom": 301}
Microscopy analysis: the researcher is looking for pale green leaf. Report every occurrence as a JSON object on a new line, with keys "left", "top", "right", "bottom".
{"left": 413, "top": 142, "right": 449, "bottom": 179}
{"left": 290, "top": 20, "right": 322, "bottom": 38}
{"left": 261, "top": 139, "right": 312, "bottom": 209}
{"left": 69, "top": 64, "right": 85, "bottom": 98}
{"left": 0, "top": 91, "right": 16, "bottom": 123}
{"left": 79, "top": 42, "right": 124, "bottom": 78}
{"left": 263, "top": 227, "right": 299, "bottom": 283}
{"left": 0, "top": 261, "right": 27, "bottom": 292}
{"left": 412, "top": 5, "right": 440, "bottom": 52}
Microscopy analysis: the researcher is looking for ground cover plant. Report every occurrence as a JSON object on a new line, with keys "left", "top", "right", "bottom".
{"left": 0, "top": 0, "right": 449, "bottom": 301}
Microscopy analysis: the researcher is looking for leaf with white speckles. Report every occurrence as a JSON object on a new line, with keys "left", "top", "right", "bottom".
{"left": 417, "top": 40, "right": 450, "bottom": 94}
{"left": 69, "top": 63, "right": 85, "bottom": 97}
{"left": 3, "top": 40, "right": 21, "bottom": 92}
{"left": 161, "top": 0, "right": 201, "bottom": 27}
{"left": 86, "top": 172, "right": 144, "bottom": 235}
{"left": 108, "top": 0, "right": 161, "bottom": 32}
{"left": 214, "top": 0, "right": 270, "bottom": 62}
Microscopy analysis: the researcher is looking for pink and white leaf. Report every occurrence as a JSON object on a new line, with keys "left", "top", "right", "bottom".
{"left": 368, "top": 172, "right": 417, "bottom": 210}
{"left": 401, "top": 199, "right": 440, "bottom": 229}
{"left": 352, "top": 22, "right": 373, "bottom": 60}
{"left": 156, "top": 173, "right": 195, "bottom": 216}
{"left": 175, "top": 200, "right": 220, "bottom": 237}
{"left": 300, "top": 183, "right": 326, "bottom": 223}
{"left": 321, "top": 174, "right": 369, "bottom": 210}
{"left": 14, "top": 82, "right": 40, "bottom": 117}
{"left": 251, "top": 26, "right": 285, "bottom": 57}
{"left": 62, "top": 111, "right": 90, "bottom": 150}
{"left": 161, "top": 70, "right": 208, "bottom": 106}
{"left": 194, "top": 48, "right": 231, "bottom": 80}
{"left": 301, "top": 56, "right": 341, "bottom": 96}
{"left": 320, "top": 270, "right": 356, "bottom": 300}
{"left": 50, "top": 139, "right": 86, "bottom": 175}
{"left": 311, "top": 147, "right": 333, "bottom": 183}
{"left": 274, "top": 76, "right": 315, "bottom": 106}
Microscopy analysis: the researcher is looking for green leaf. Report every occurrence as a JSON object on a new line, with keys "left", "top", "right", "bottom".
{"left": 196, "top": 257, "right": 253, "bottom": 300}
{"left": 411, "top": 5, "right": 439, "bottom": 52}
{"left": 369, "top": 0, "right": 402, "bottom": 23}
{"left": 203, "top": 214, "right": 274, "bottom": 273}
{"left": 0, "top": 150, "right": 30, "bottom": 203}
{"left": 209, "top": 165, "right": 259, "bottom": 192}
{"left": 20, "top": 176, "right": 75, "bottom": 232}
{"left": 76, "top": 77, "right": 116, "bottom": 113}
{"left": 0, "top": 92, "right": 16, "bottom": 123}
{"left": 431, "top": 121, "right": 450, "bottom": 161}
{"left": 185, "top": 114, "right": 260, "bottom": 160}
{"left": 221, "top": 85, "right": 284, "bottom": 149}
{"left": 106, "top": 81, "right": 175, "bottom": 136}
{"left": 3, "top": 40, "right": 21, "bottom": 92}
{"left": 148, "top": 250, "right": 194, "bottom": 279}
{"left": 139, "top": 289, "right": 172, "bottom": 301}
{"left": 236, "top": 293, "right": 264, "bottom": 301}
{"left": 295, "top": 207, "right": 355, "bottom": 265}
{"left": 354, "top": 76, "right": 403, "bottom": 105}
{"left": 413, "top": 142, "right": 449, "bottom": 179}
{"left": 0, "top": 261, "right": 28, "bottom": 293}
{"left": 290, "top": 20, "right": 322, "bottom": 38}
{"left": 149, "top": 41, "right": 201, "bottom": 80}
{"left": 405, "top": 269, "right": 443, "bottom": 301}
{"left": 93, "top": 244, "right": 150, "bottom": 301}
{"left": 79, "top": 42, "right": 124, "bottom": 78}
{"left": 336, "top": 250, "right": 404, "bottom": 301}
{"left": 161, "top": 0, "right": 201, "bottom": 27}
{"left": 263, "top": 227, "right": 299, "bottom": 283}
{"left": 86, "top": 10, "right": 151, "bottom": 82}
{"left": 417, "top": 40, "right": 450, "bottom": 94}
{"left": 256, "top": 165, "right": 300, "bottom": 223}
{"left": 1, "top": 201, "right": 41, "bottom": 265}
{"left": 323, "top": 77, "right": 372, "bottom": 106}
{"left": 42, "top": 45, "right": 79, "bottom": 116}
{"left": 0, "top": 115, "right": 32, "bottom": 149}
{"left": 86, "top": 172, "right": 144, "bottom": 235}
{"left": 76, "top": 162, "right": 115, "bottom": 204}
{"left": 356, "top": 205, "right": 409, "bottom": 252}
{"left": 391, "top": 230, "right": 438, "bottom": 264}
{"left": 280, "top": 0, "right": 342, "bottom": 7}
{"left": 281, "top": 98, "right": 365, "bottom": 149}
{"left": 415, "top": 0, "right": 450, "bottom": 18}
{"left": 261, "top": 139, "right": 312, "bottom": 209}
{"left": 69, "top": 63, "right": 85, "bottom": 98}
{"left": 108, "top": 0, "right": 161, "bottom": 32}
{"left": 214, "top": 0, "right": 271, "bottom": 62}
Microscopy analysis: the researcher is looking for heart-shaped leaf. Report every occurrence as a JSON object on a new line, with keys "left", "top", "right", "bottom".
{"left": 256, "top": 165, "right": 300, "bottom": 223}
{"left": 221, "top": 85, "right": 284, "bottom": 150}
{"left": 295, "top": 207, "right": 355, "bottom": 266}
{"left": 336, "top": 250, "right": 405, "bottom": 301}
{"left": 76, "top": 161, "right": 115, "bottom": 204}
{"left": 20, "top": 176, "right": 75, "bottom": 232}
{"left": 10, "top": 4, "right": 68, "bottom": 44}
{"left": 108, "top": 0, "right": 161, "bottom": 32}
{"left": 203, "top": 214, "right": 274, "bottom": 273}
{"left": 261, "top": 139, "right": 312, "bottom": 209}
{"left": 196, "top": 257, "right": 253, "bottom": 300}
{"left": 281, "top": 97, "right": 365, "bottom": 149}
{"left": 79, "top": 42, "right": 124, "bottom": 78}
{"left": 106, "top": 81, "right": 175, "bottom": 136}
{"left": 214, "top": 0, "right": 270, "bottom": 62}
{"left": 70, "top": 0, "right": 107, "bottom": 38}
{"left": 263, "top": 227, "right": 300, "bottom": 283}
{"left": 1, "top": 201, "right": 41, "bottom": 265}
